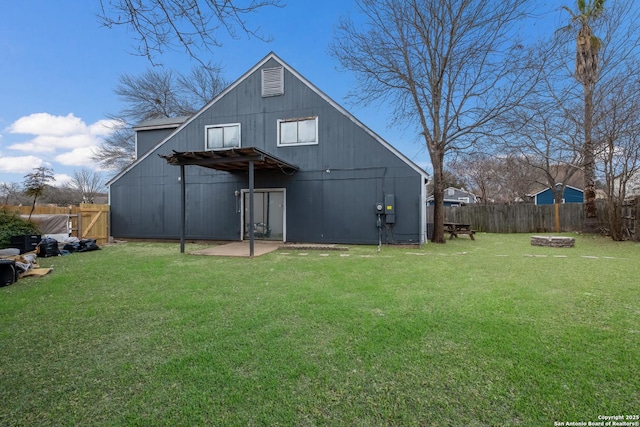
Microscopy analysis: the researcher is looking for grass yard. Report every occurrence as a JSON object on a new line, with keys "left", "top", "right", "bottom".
{"left": 0, "top": 234, "right": 638, "bottom": 426}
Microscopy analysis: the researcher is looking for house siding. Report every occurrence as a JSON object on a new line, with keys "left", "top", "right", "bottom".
{"left": 136, "top": 128, "right": 176, "bottom": 158}
{"left": 109, "top": 54, "right": 426, "bottom": 244}
{"left": 535, "top": 186, "right": 584, "bottom": 205}
{"left": 427, "top": 187, "right": 477, "bottom": 207}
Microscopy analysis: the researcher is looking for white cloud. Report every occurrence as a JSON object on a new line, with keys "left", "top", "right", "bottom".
{"left": 8, "top": 113, "right": 87, "bottom": 137}
{"left": 0, "top": 113, "right": 118, "bottom": 182}
{"left": 53, "top": 173, "right": 73, "bottom": 187}
{"left": 55, "top": 146, "right": 99, "bottom": 168}
{"left": 9, "top": 133, "right": 96, "bottom": 153}
{"left": 6, "top": 113, "right": 109, "bottom": 155}
{"left": 89, "top": 119, "right": 124, "bottom": 137}
{"left": 0, "top": 154, "right": 43, "bottom": 173}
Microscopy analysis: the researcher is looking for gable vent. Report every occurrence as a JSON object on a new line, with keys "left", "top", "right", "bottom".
{"left": 262, "top": 66, "right": 284, "bottom": 97}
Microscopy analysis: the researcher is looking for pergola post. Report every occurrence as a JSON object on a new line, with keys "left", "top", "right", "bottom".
{"left": 180, "top": 164, "right": 186, "bottom": 253}
{"left": 249, "top": 160, "right": 255, "bottom": 257}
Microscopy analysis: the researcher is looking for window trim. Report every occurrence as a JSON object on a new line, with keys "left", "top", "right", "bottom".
{"left": 205, "top": 123, "right": 241, "bottom": 150}
{"left": 277, "top": 116, "right": 319, "bottom": 147}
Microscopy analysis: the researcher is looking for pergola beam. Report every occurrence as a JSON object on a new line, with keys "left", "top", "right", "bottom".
{"left": 161, "top": 147, "right": 297, "bottom": 255}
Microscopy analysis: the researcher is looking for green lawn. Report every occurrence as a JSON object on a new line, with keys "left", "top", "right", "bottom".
{"left": 1, "top": 234, "right": 638, "bottom": 426}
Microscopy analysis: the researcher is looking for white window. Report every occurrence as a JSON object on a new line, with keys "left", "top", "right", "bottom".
{"left": 205, "top": 123, "right": 240, "bottom": 150}
{"left": 277, "top": 117, "right": 318, "bottom": 146}
{"left": 262, "top": 67, "right": 284, "bottom": 97}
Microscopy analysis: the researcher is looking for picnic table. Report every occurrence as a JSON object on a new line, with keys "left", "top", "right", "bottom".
{"left": 444, "top": 222, "right": 476, "bottom": 240}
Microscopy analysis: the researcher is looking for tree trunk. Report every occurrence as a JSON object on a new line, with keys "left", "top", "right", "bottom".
{"left": 635, "top": 197, "right": 640, "bottom": 242}
{"left": 28, "top": 196, "right": 37, "bottom": 221}
{"left": 554, "top": 187, "right": 564, "bottom": 205}
{"left": 608, "top": 198, "right": 622, "bottom": 241}
{"left": 431, "top": 152, "right": 446, "bottom": 243}
{"left": 582, "top": 83, "right": 599, "bottom": 233}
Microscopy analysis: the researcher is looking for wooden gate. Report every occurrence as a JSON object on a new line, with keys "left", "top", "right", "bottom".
{"left": 76, "top": 204, "right": 109, "bottom": 245}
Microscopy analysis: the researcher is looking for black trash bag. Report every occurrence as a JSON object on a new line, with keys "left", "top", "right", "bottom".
{"left": 63, "top": 241, "right": 80, "bottom": 252}
{"left": 36, "top": 237, "right": 61, "bottom": 258}
{"left": 77, "top": 239, "right": 100, "bottom": 253}
{"left": 0, "top": 259, "right": 17, "bottom": 287}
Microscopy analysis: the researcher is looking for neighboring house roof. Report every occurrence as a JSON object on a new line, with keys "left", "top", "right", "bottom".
{"left": 107, "top": 52, "right": 428, "bottom": 187}
{"left": 530, "top": 183, "right": 584, "bottom": 205}
{"left": 132, "top": 116, "right": 191, "bottom": 131}
{"left": 528, "top": 183, "right": 584, "bottom": 198}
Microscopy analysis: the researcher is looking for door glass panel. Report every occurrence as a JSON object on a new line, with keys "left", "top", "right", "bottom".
{"left": 244, "top": 191, "right": 284, "bottom": 240}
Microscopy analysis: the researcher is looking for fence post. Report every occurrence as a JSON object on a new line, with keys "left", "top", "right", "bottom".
{"left": 634, "top": 197, "right": 640, "bottom": 241}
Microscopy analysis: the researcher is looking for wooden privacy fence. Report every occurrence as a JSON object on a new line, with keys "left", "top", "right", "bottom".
{"left": 620, "top": 198, "right": 639, "bottom": 241}
{"left": 427, "top": 202, "right": 610, "bottom": 234}
{"left": 1, "top": 204, "right": 110, "bottom": 244}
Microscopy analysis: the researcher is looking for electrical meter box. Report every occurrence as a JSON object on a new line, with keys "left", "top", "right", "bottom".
{"left": 384, "top": 194, "right": 395, "bottom": 223}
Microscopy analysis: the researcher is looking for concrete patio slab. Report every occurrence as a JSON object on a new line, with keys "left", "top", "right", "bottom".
{"left": 190, "top": 241, "right": 280, "bottom": 257}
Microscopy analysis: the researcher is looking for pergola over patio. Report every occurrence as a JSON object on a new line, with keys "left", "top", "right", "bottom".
{"left": 160, "top": 147, "right": 298, "bottom": 256}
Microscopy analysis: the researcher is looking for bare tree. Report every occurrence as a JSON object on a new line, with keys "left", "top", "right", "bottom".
{"left": 449, "top": 155, "right": 495, "bottom": 204}
{"left": 0, "top": 182, "right": 24, "bottom": 206}
{"left": 177, "top": 63, "right": 228, "bottom": 107}
{"left": 23, "top": 167, "right": 55, "bottom": 219}
{"left": 499, "top": 85, "right": 584, "bottom": 205}
{"left": 93, "top": 65, "right": 228, "bottom": 171}
{"left": 68, "top": 170, "right": 105, "bottom": 204}
{"left": 595, "top": 62, "right": 640, "bottom": 240}
{"left": 98, "top": 0, "right": 282, "bottom": 65}
{"left": 451, "top": 154, "right": 539, "bottom": 204}
{"left": 425, "top": 169, "right": 468, "bottom": 197}
{"left": 94, "top": 123, "right": 136, "bottom": 172}
{"left": 114, "top": 68, "right": 191, "bottom": 123}
{"left": 42, "top": 185, "right": 83, "bottom": 206}
{"left": 331, "top": 0, "right": 536, "bottom": 243}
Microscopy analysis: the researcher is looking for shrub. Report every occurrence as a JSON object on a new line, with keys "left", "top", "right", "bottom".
{"left": 0, "top": 209, "right": 41, "bottom": 249}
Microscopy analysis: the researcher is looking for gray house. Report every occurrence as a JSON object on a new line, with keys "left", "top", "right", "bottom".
{"left": 107, "top": 53, "right": 428, "bottom": 245}
{"left": 426, "top": 187, "right": 477, "bottom": 207}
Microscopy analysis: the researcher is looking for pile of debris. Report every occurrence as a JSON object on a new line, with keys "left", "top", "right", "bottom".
{"left": 0, "top": 236, "right": 101, "bottom": 287}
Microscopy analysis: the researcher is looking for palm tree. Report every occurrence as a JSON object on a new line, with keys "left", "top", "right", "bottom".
{"left": 564, "top": 0, "right": 605, "bottom": 232}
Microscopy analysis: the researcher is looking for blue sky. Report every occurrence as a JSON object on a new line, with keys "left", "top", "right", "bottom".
{"left": 1, "top": 1, "right": 586, "bottom": 190}
{"left": 0, "top": 0, "right": 429, "bottom": 188}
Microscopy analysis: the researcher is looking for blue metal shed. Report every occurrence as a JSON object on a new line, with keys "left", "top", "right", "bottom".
{"left": 532, "top": 184, "right": 584, "bottom": 205}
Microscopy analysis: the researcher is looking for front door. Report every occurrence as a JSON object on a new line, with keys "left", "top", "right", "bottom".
{"left": 242, "top": 189, "right": 285, "bottom": 241}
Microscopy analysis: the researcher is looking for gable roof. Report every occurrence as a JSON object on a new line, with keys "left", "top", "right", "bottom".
{"left": 529, "top": 183, "right": 584, "bottom": 198}
{"left": 107, "top": 52, "right": 428, "bottom": 186}
{"left": 133, "top": 116, "right": 191, "bottom": 131}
